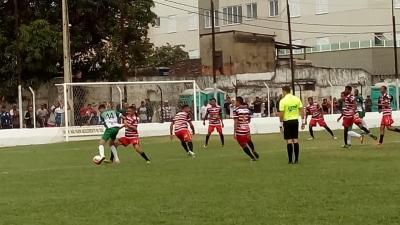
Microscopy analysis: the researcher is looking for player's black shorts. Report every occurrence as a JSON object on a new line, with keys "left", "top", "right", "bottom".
{"left": 283, "top": 119, "right": 299, "bottom": 140}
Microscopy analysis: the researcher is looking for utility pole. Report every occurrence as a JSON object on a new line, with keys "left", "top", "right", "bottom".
{"left": 13, "top": 0, "right": 21, "bottom": 85}
{"left": 392, "top": 0, "right": 399, "bottom": 110}
{"left": 211, "top": 0, "right": 217, "bottom": 99}
{"left": 62, "top": 0, "right": 72, "bottom": 83}
{"left": 286, "top": 0, "right": 295, "bottom": 94}
{"left": 120, "top": 0, "right": 128, "bottom": 98}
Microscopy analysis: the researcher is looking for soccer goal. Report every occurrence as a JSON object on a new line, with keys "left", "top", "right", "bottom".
{"left": 55, "top": 80, "right": 199, "bottom": 141}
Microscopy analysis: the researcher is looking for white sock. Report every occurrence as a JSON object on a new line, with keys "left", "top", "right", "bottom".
{"left": 99, "top": 145, "right": 105, "bottom": 158}
{"left": 348, "top": 131, "right": 361, "bottom": 138}
{"left": 110, "top": 145, "right": 119, "bottom": 161}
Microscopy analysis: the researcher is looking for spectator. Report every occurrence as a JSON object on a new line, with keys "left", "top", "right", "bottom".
{"left": 268, "top": 98, "right": 275, "bottom": 116}
{"left": 47, "top": 107, "right": 56, "bottom": 127}
{"left": 229, "top": 99, "right": 235, "bottom": 118}
{"left": 224, "top": 97, "right": 231, "bottom": 119}
{"left": 52, "top": 101, "right": 66, "bottom": 127}
{"left": 0, "top": 105, "right": 12, "bottom": 129}
{"left": 276, "top": 94, "right": 283, "bottom": 113}
{"left": 252, "top": 97, "right": 263, "bottom": 118}
{"left": 145, "top": 99, "right": 154, "bottom": 122}
{"left": 244, "top": 98, "right": 250, "bottom": 108}
{"left": 24, "top": 106, "right": 34, "bottom": 128}
{"left": 10, "top": 104, "right": 20, "bottom": 128}
{"left": 37, "top": 104, "right": 49, "bottom": 127}
{"left": 79, "top": 104, "right": 97, "bottom": 125}
{"left": 321, "top": 98, "right": 330, "bottom": 114}
{"left": 161, "top": 101, "right": 172, "bottom": 122}
{"left": 199, "top": 100, "right": 209, "bottom": 120}
{"left": 138, "top": 101, "right": 148, "bottom": 123}
{"left": 365, "top": 95, "right": 372, "bottom": 112}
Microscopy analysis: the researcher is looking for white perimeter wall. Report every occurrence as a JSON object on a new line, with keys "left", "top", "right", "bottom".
{"left": 0, "top": 112, "right": 399, "bottom": 148}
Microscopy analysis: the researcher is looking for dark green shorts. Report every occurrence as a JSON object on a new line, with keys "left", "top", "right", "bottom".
{"left": 101, "top": 127, "right": 119, "bottom": 141}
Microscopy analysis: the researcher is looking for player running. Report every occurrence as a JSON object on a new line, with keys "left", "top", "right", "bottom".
{"left": 340, "top": 88, "right": 377, "bottom": 148}
{"left": 96, "top": 104, "right": 122, "bottom": 165}
{"left": 375, "top": 85, "right": 400, "bottom": 145}
{"left": 203, "top": 98, "right": 225, "bottom": 148}
{"left": 305, "top": 97, "right": 337, "bottom": 140}
{"left": 111, "top": 106, "right": 151, "bottom": 163}
{"left": 233, "top": 96, "right": 259, "bottom": 161}
{"left": 337, "top": 94, "right": 364, "bottom": 145}
{"left": 354, "top": 89, "right": 369, "bottom": 132}
{"left": 170, "top": 104, "right": 196, "bottom": 157}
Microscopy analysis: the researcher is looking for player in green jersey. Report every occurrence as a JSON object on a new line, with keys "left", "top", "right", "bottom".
{"left": 96, "top": 104, "right": 123, "bottom": 165}
{"left": 109, "top": 102, "right": 129, "bottom": 162}
{"left": 354, "top": 89, "right": 368, "bottom": 131}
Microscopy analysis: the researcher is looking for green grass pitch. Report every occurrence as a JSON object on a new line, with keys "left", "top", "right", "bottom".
{"left": 1, "top": 128, "right": 399, "bottom": 225}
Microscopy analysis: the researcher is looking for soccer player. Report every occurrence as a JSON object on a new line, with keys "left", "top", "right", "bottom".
{"left": 233, "top": 96, "right": 259, "bottom": 161}
{"left": 375, "top": 85, "right": 400, "bottom": 145}
{"left": 112, "top": 106, "right": 151, "bottom": 163}
{"left": 170, "top": 104, "right": 195, "bottom": 157}
{"left": 341, "top": 87, "right": 377, "bottom": 148}
{"left": 278, "top": 86, "right": 305, "bottom": 164}
{"left": 354, "top": 89, "right": 368, "bottom": 131}
{"left": 203, "top": 98, "right": 225, "bottom": 148}
{"left": 306, "top": 97, "right": 337, "bottom": 140}
{"left": 337, "top": 95, "right": 364, "bottom": 145}
{"left": 97, "top": 104, "right": 122, "bottom": 165}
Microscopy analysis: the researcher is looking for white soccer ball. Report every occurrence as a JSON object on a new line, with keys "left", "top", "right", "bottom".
{"left": 93, "top": 155, "right": 102, "bottom": 164}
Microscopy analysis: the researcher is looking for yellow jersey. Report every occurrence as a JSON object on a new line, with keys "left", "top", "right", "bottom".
{"left": 279, "top": 94, "right": 303, "bottom": 121}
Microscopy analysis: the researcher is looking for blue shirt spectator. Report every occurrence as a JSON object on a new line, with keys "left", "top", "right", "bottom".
{"left": 0, "top": 106, "right": 12, "bottom": 129}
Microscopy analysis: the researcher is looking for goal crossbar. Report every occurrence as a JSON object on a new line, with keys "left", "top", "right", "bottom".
{"left": 56, "top": 80, "right": 198, "bottom": 142}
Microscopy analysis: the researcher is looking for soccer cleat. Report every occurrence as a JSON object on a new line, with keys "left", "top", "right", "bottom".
{"left": 114, "top": 160, "right": 121, "bottom": 164}
{"left": 288, "top": 161, "right": 293, "bottom": 164}
{"left": 307, "top": 137, "right": 314, "bottom": 141}
{"left": 375, "top": 142, "right": 383, "bottom": 146}
{"left": 97, "top": 157, "right": 106, "bottom": 165}
{"left": 369, "top": 134, "right": 378, "bottom": 140}
{"left": 342, "top": 144, "right": 349, "bottom": 148}
{"left": 294, "top": 160, "right": 299, "bottom": 164}
{"left": 333, "top": 136, "right": 338, "bottom": 140}
{"left": 222, "top": 145, "right": 225, "bottom": 148}
{"left": 146, "top": 160, "right": 151, "bottom": 164}
{"left": 347, "top": 144, "right": 352, "bottom": 146}
{"left": 103, "top": 159, "right": 112, "bottom": 164}
{"left": 252, "top": 151, "right": 260, "bottom": 159}
{"left": 359, "top": 135, "right": 364, "bottom": 144}
{"left": 251, "top": 158, "right": 257, "bottom": 161}
{"left": 188, "top": 151, "right": 195, "bottom": 157}
{"left": 203, "top": 144, "right": 207, "bottom": 149}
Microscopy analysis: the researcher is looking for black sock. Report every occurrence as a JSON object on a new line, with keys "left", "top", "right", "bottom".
{"left": 324, "top": 126, "right": 334, "bottom": 136}
{"left": 344, "top": 127, "right": 349, "bottom": 145}
{"left": 181, "top": 141, "right": 189, "bottom": 152}
{"left": 379, "top": 135, "right": 384, "bottom": 143}
{"left": 287, "top": 144, "right": 293, "bottom": 162}
{"left": 140, "top": 152, "right": 150, "bottom": 161}
{"left": 309, "top": 127, "right": 314, "bottom": 138}
{"left": 242, "top": 146, "right": 255, "bottom": 159}
{"left": 360, "top": 127, "right": 370, "bottom": 134}
{"left": 247, "top": 141, "right": 255, "bottom": 151}
{"left": 187, "top": 142, "right": 194, "bottom": 152}
{"left": 219, "top": 133, "right": 225, "bottom": 145}
{"left": 394, "top": 128, "right": 400, "bottom": 133}
{"left": 293, "top": 143, "right": 299, "bottom": 162}
{"left": 205, "top": 135, "right": 210, "bottom": 145}
{"left": 110, "top": 151, "right": 114, "bottom": 161}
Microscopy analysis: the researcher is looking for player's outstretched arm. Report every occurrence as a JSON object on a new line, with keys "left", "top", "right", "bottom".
{"left": 299, "top": 106, "right": 306, "bottom": 130}
{"left": 203, "top": 111, "right": 209, "bottom": 126}
{"left": 169, "top": 122, "right": 174, "bottom": 140}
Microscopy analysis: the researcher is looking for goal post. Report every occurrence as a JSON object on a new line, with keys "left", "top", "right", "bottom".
{"left": 55, "top": 80, "right": 198, "bottom": 142}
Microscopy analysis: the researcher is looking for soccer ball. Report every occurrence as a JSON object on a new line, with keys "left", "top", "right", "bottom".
{"left": 93, "top": 155, "right": 102, "bottom": 164}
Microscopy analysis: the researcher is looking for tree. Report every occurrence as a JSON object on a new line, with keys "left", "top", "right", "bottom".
{"left": 147, "top": 43, "right": 189, "bottom": 67}
{"left": 0, "top": 0, "right": 157, "bottom": 103}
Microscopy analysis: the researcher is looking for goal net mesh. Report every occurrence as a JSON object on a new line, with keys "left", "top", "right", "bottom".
{"left": 56, "top": 82, "right": 196, "bottom": 127}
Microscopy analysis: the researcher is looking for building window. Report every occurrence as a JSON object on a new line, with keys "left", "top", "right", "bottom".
{"left": 374, "top": 33, "right": 388, "bottom": 46}
{"left": 155, "top": 17, "right": 161, "bottom": 27}
{"left": 317, "top": 37, "right": 330, "bottom": 51}
{"left": 188, "top": 13, "right": 198, "bottom": 31}
{"left": 396, "top": 0, "right": 400, "bottom": 8}
{"left": 246, "top": 3, "right": 257, "bottom": 19}
{"left": 167, "top": 15, "right": 177, "bottom": 33}
{"left": 289, "top": 0, "right": 300, "bottom": 17}
{"left": 292, "top": 40, "right": 303, "bottom": 54}
{"left": 316, "top": 0, "right": 328, "bottom": 14}
{"left": 204, "top": 10, "right": 220, "bottom": 29}
{"left": 188, "top": 49, "right": 200, "bottom": 59}
{"left": 269, "top": 0, "right": 279, "bottom": 17}
{"left": 222, "top": 5, "right": 242, "bottom": 25}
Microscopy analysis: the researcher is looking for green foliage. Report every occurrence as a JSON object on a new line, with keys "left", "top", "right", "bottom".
{"left": 147, "top": 43, "right": 189, "bottom": 67}
{"left": 0, "top": 0, "right": 157, "bottom": 103}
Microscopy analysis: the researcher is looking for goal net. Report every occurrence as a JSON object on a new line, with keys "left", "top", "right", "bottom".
{"left": 55, "top": 80, "right": 198, "bottom": 141}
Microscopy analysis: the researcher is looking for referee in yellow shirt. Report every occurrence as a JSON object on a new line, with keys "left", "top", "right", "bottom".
{"left": 278, "top": 86, "right": 306, "bottom": 164}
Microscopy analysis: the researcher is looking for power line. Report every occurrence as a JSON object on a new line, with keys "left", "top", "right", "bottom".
{"left": 162, "top": 0, "right": 396, "bottom": 27}
{"left": 154, "top": 1, "right": 393, "bottom": 35}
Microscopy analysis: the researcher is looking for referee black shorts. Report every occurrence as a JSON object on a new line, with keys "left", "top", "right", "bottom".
{"left": 283, "top": 119, "right": 299, "bottom": 140}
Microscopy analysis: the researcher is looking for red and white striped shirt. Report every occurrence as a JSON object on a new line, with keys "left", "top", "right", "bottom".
{"left": 343, "top": 94, "right": 355, "bottom": 118}
{"left": 233, "top": 106, "right": 251, "bottom": 136}
{"left": 125, "top": 114, "right": 139, "bottom": 138}
{"left": 173, "top": 111, "right": 191, "bottom": 132}
{"left": 207, "top": 106, "right": 222, "bottom": 126}
{"left": 306, "top": 102, "right": 323, "bottom": 119}
{"left": 380, "top": 93, "right": 392, "bottom": 115}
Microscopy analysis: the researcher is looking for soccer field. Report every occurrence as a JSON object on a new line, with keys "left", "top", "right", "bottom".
{"left": 1, "top": 128, "right": 399, "bottom": 225}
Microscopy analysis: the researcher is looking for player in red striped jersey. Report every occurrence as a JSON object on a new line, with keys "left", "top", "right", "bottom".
{"left": 203, "top": 98, "right": 225, "bottom": 148}
{"left": 170, "top": 104, "right": 195, "bottom": 157}
{"left": 111, "top": 106, "right": 151, "bottom": 163}
{"left": 306, "top": 97, "right": 337, "bottom": 140}
{"left": 375, "top": 86, "right": 400, "bottom": 145}
{"left": 341, "top": 86, "right": 377, "bottom": 148}
{"left": 233, "top": 96, "right": 259, "bottom": 161}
